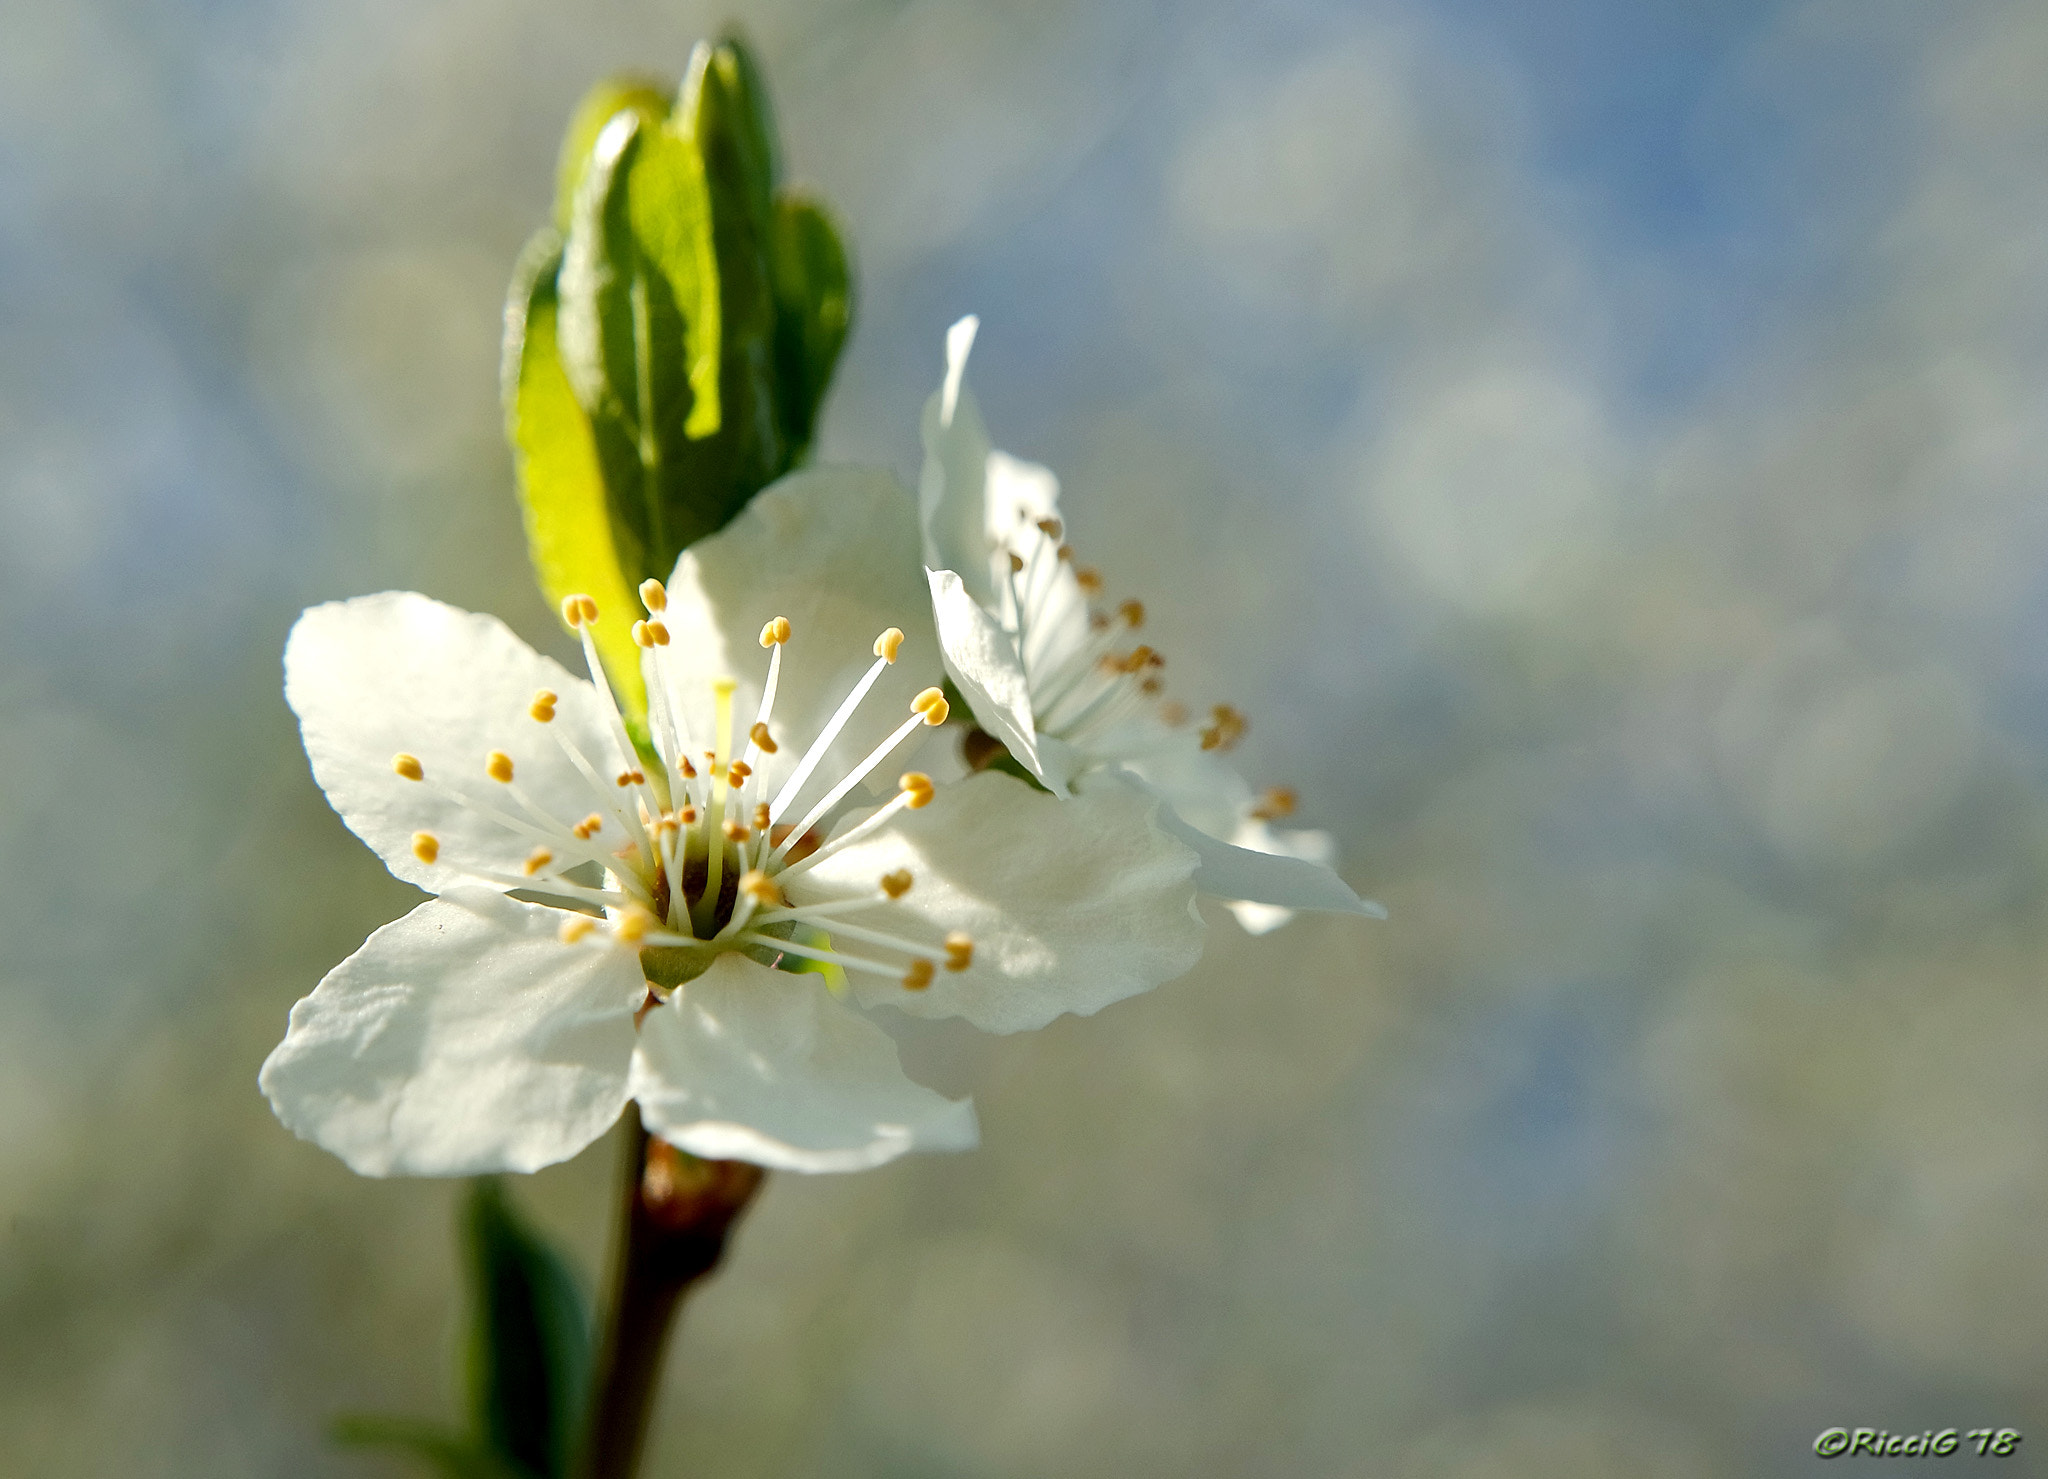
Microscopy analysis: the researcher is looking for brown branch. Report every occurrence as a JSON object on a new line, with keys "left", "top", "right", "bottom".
{"left": 572, "top": 1108, "right": 765, "bottom": 1479}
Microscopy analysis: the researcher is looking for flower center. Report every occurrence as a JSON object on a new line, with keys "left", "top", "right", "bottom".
{"left": 388, "top": 585, "right": 974, "bottom": 996}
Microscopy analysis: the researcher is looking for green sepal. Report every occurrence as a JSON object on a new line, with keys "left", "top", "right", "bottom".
{"left": 330, "top": 1416, "right": 533, "bottom": 1479}
{"left": 463, "top": 1178, "right": 592, "bottom": 1479}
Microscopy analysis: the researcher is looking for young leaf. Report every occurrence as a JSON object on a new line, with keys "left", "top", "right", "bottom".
{"left": 552, "top": 77, "right": 671, "bottom": 236}
{"left": 463, "top": 1178, "right": 592, "bottom": 1479}
{"left": 768, "top": 193, "right": 852, "bottom": 460}
{"left": 501, "top": 229, "right": 649, "bottom": 722}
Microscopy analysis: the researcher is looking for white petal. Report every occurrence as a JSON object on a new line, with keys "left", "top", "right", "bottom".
{"left": 259, "top": 889, "right": 645, "bottom": 1177}
{"left": 1147, "top": 800, "right": 1386, "bottom": 929}
{"left": 789, "top": 772, "right": 1204, "bottom": 1033}
{"left": 919, "top": 329, "right": 996, "bottom": 606}
{"left": 983, "top": 450, "right": 1062, "bottom": 543}
{"left": 1106, "top": 723, "right": 1256, "bottom": 840}
{"left": 629, "top": 952, "right": 977, "bottom": 1173}
{"left": 285, "top": 591, "right": 621, "bottom": 892}
{"left": 926, "top": 567, "right": 1051, "bottom": 787}
{"left": 654, "top": 468, "right": 944, "bottom": 798}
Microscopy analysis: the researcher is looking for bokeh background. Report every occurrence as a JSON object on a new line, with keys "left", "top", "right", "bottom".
{"left": 5, "top": 0, "right": 2048, "bottom": 1473}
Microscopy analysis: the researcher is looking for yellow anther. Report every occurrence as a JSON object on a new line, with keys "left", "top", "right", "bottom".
{"left": 727, "top": 759, "right": 752, "bottom": 784}
{"left": 874, "top": 627, "right": 905, "bottom": 663}
{"left": 529, "top": 688, "right": 558, "bottom": 722}
{"left": 721, "top": 818, "right": 749, "bottom": 842}
{"left": 562, "top": 594, "right": 600, "bottom": 627}
{"left": 679, "top": 757, "right": 697, "bottom": 779}
{"left": 1199, "top": 704, "right": 1247, "bottom": 753}
{"left": 752, "top": 802, "right": 771, "bottom": 831}
{"left": 522, "top": 846, "right": 554, "bottom": 876}
{"left": 1057, "top": 544, "right": 1073, "bottom": 562}
{"left": 1141, "top": 677, "right": 1162, "bottom": 695}
{"left": 759, "top": 615, "right": 791, "bottom": 648}
{"left": 678, "top": 804, "right": 698, "bottom": 824}
{"left": 486, "top": 751, "right": 515, "bottom": 783}
{"left": 639, "top": 577, "right": 668, "bottom": 613}
{"left": 749, "top": 721, "right": 778, "bottom": 755}
{"left": 898, "top": 771, "right": 935, "bottom": 809}
{"left": 632, "top": 620, "right": 652, "bottom": 648}
{"left": 902, "top": 958, "right": 935, "bottom": 991}
{"left": 1120, "top": 599, "right": 1145, "bottom": 628}
{"left": 646, "top": 620, "right": 669, "bottom": 645}
{"left": 1009, "top": 552, "right": 1025, "bottom": 573}
{"left": 392, "top": 753, "right": 424, "bottom": 782}
{"left": 1076, "top": 567, "right": 1104, "bottom": 594}
{"left": 558, "top": 915, "right": 598, "bottom": 944}
{"left": 880, "top": 869, "right": 914, "bottom": 899}
{"left": 614, "top": 768, "right": 646, "bottom": 787}
{"left": 1250, "top": 787, "right": 1298, "bottom": 821}
{"left": 411, "top": 831, "right": 439, "bottom": 864}
{"left": 944, "top": 932, "right": 974, "bottom": 972}
{"left": 1036, "top": 517, "right": 1063, "bottom": 540}
{"left": 739, "top": 869, "right": 783, "bottom": 906}
{"left": 615, "top": 908, "right": 653, "bottom": 945}
{"left": 911, "top": 689, "right": 949, "bottom": 726}
{"left": 581, "top": 811, "right": 605, "bottom": 835}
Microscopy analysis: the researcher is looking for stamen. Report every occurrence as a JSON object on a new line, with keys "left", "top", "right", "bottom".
{"left": 392, "top": 753, "right": 424, "bottom": 782}
{"left": 767, "top": 650, "right": 893, "bottom": 819}
{"left": 1036, "top": 517, "right": 1063, "bottom": 540}
{"left": 574, "top": 811, "right": 605, "bottom": 839}
{"left": 776, "top": 698, "right": 949, "bottom": 857}
{"left": 880, "top": 869, "right": 913, "bottom": 899}
{"left": 739, "top": 869, "right": 783, "bottom": 906}
{"left": 1200, "top": 704, "right": 1247, "bottom": 752}
{"left": 1250, "top": 786, "right": 1297, "bottom": 821}
{"left": 639, "top": 578, "right": 668, "bottom": 613}
{"left": 944, "top": 933, "right": 974, "bottom": 972}
{"left": 902, "top": 959, "right": 934, "bottom": 991}
{"left": 732, "top": 932, "right": 909, "bottom": 979}
{"left": 1008, "top": 552, "right": 1025, "bottom": 574}
{"left": 727, "top": 760, "right": 753, "bottom": 784}
{"left": 749, "top": 722, "right": 778, "bottom": 754}
{"left": 529, "top": 689, "right": 558, "bottom": 723}
{"left": 1076, "top": 568, "right": 1104, "bottom": 595}
{"left": 615, "top": 769, "right": 646, "bottom": 787}
{"left": 561, "top": 594, "right": 600, "bottom": 627}
{"left": 1119, "top": 599, "right": 1145, "bottom": 628}
{"left": 874, "top": 627, "right": 904, "bottom": 663}
{"left": 412, "top": 832, "right": 439, "bottom": 864}
{"left": 615, "top": 907, "right": 654, "bottom": 945}
{"left": 899, "top": 771, "right": 935, "bottom": 809}
{"left": 752, "top": 802, "right": 771, "bottom": 831}
{"left": 759, "top": 616, "right": 791, "bottom": 647}
{"left": 522, "top": 846, "right": 553, "bottom": 876}
{"left": 721, "top": 818, "right": 749, "bottom": 842}
{"left": 559, "top": 915, "right": 598, "bottom": 943}
{"left": 486, "top": 751, "right": 515, "bottom": 783}
{"left": 699, "top": 678, "right": 739, "bottom": 931}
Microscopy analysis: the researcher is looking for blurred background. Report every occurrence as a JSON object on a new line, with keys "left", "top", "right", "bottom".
{"left": 4, "top": 0, "right": 2047, "bottom": 1473}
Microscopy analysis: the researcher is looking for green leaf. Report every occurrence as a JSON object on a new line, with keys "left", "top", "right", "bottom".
{"left": 552, "top": 77, "right": 671, "bottom": 236}
{"left": 501, "top": 228, "right": 649, "bottom": 723}
{"left": 768, "top": 193, "right": 853, "bottom": 459}
{"left": 331, "top": 1416, "right": 530, "bottom": 1479}
{"left": 463, "top": 1178, "right": 592, "bottom": 1479}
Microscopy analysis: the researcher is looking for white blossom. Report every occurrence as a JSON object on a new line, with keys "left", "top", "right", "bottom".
{"left": 261, "top": 468, "right": 1203, "bottom": 1178}
{"left": 919, "top": 317, "right": 1385, "bottom": 933}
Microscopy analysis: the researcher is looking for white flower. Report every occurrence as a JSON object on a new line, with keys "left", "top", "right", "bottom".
{"left": 260, "top": 468, "right": 1204, "bottom": 1178}
{"left": 919, "top": 317, "right": 1385, "bottom": 933}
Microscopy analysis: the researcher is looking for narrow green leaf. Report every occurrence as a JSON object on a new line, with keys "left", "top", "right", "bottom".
{"left": 501, "top": 229, "right": 649, "bottom": 723}
{"left": 768, "top": 194, "right": 853, "bottom": 459}
{"left": 463, "top": 1178, "right": 592, "bottom": 1479}
{"left": 551, "top": 77, "right": 670, "bottom": 236}
{"left": 331, "top": 1416, "right": 530, "bottom": 1479}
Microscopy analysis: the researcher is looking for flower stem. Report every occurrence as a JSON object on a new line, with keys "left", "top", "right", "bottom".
{"left": 572, "top": 1107, "right": 765, "bottom": 1479}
